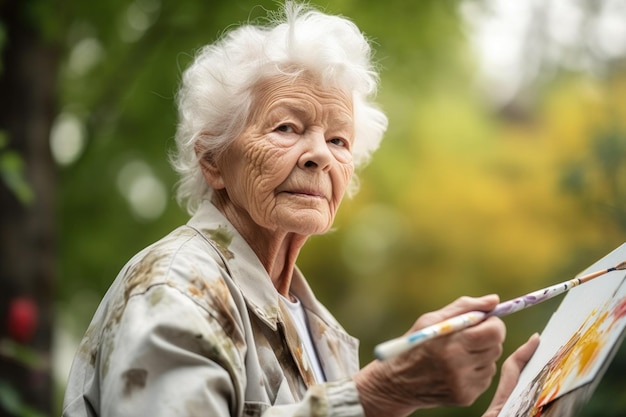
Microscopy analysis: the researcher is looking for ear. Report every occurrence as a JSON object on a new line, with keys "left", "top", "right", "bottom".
{"left": 194, "top": 142, "right": 226, "bottom": 190}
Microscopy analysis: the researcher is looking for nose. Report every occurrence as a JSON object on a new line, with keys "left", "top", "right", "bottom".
{"left": 298, "top": 129, "right": 333, "bottom": 172}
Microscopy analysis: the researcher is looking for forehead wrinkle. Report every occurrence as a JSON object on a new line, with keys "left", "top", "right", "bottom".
{"left": 250, "top": 74, "right": 353, "bottom": 126}
{"left": 269, "top": 99, "right": 315, "bottom": 121}
{"left": 315, "top": 89, "right": 354, "bottom": 132}
{"left": 325, "top": 107, "right": 353, "bottom": 130}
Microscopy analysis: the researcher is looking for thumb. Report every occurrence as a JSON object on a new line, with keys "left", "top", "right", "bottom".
{"left": 483, "top": 333, "right": 540, "bottom": 417}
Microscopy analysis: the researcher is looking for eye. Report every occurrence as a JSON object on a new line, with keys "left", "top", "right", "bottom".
{"left": 275, "top": 124, "right": 295, "bottom": 133}
{"left": 329, "top": 137, "right": 348, "bottom": 147}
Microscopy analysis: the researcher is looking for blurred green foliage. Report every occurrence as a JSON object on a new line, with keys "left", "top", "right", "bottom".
{"left": 0, "top": 379, "right": 46, "bottom": 417}
{"left": 0, "top": 133, "right": 34, "bottom": 206}
{"left": 0, "top": 339, "right": 47, "bottom": 417}
{"left": 16, "top": 0, "right": 623, "bottom": 415}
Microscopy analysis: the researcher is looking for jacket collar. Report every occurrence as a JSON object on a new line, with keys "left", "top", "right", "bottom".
{"left": 187, "top": 200, "right": 281, "bottom": 330}
{"left": 187, "top": 200, "right": 360, "bottom": 380}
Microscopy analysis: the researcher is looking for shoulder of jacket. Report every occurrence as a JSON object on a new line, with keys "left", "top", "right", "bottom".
{"left": 121, "top": 226, "right": 231, "bottom": 300}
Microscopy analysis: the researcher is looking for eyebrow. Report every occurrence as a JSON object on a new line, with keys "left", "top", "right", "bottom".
{"left": 269, "top": 99, "right": 353, "bottom": 127}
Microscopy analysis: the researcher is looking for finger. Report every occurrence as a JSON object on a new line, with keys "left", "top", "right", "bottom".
{"left": 447, "top": 344, "right": 503, "bottom": 378}
{"left": 414, "top": 295, "right": 501, "bottom": 329}
{"left": 442, "top": 295, "right": 500, "bottom": 317}
{"left": 472, "top": 344, "right": 504, "bottom": 368}
{"left": 431, "top": 337, "right": 502, "bottom": 378}
{"left": 459, "top": 317, "right": 506, "bottom": 352}
{"left": 482, "top": 333, "right": 541, "bottom": 417}
{"left": 499, "top": 333, "right": 540, "bottom": 387}
{"left": 422, "top": 317, "right": 504, "bottom": 368}
{"left": 472, "top": 362, "right": 498, "bottom": 380}
{"left": 449, "top": 360, "right": 499, "bottom": 406}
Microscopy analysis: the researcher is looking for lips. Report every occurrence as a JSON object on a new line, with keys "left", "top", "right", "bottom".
{"left": 277, "top": 174, "right": 332, "bottom": 201}
{"left": 277, "top": 182, "right": 330, "bottom": 200}
{"left": 287, "top": 188, "right": 325, "bottom": 198}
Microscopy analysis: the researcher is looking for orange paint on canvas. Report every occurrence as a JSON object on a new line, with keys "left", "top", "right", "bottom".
{"left": 527, "top": 298, "right": 626, "bottom": 416}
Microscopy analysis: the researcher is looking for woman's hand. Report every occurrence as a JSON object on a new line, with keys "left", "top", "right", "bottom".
{"left": 482, "top": 333, "right": 540, "bottom": 417}
{"left": 354, "top": 295, "right": 506, "bottom": 417}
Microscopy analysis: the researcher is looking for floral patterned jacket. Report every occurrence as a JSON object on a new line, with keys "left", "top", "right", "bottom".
{"left": 62, "top": 200, "right": 364, "bottom": 417}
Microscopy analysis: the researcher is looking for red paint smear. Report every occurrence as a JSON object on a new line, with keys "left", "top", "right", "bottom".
{"left": 612, "top": 297, "right": 626, "bottom": 320}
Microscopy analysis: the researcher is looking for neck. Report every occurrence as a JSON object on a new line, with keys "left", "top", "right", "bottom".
{"left": 212, "top": 194, "right": 309, "bottom": 297}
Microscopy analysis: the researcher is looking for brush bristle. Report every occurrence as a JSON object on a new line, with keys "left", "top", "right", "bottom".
{"left": 616, "top": 260, "right": 626, "bottom": 271}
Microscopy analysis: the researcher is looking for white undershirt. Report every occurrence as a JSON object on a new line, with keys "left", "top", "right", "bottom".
{"left": 280, "top": 294, "right": 326, "bottom": 383}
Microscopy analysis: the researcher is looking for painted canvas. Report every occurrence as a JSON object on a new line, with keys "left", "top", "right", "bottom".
{"left": 498, "top": 242, "right": 626, "bottom": 417}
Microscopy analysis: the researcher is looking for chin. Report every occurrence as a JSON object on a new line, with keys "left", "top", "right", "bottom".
{"left": 289, "top": 222, "right": 329, "bottom": 236}
{"left": 283, "top": 212, "right": 333, "bottom": 236}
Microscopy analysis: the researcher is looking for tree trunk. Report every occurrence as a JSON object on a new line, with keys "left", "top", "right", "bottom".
{"left": 0, "top": 1, "right": 59, "bottom": 415}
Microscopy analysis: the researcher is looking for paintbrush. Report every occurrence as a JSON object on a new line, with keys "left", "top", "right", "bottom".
{"left": 374, "top": 260, "right": 626, "bottom": 361}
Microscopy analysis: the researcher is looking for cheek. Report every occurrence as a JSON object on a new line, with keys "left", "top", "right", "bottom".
{"left": 331, "top": 147, "right": 353, "bottom": 165}
{"left": 240, "top": 143, "right": 291, "bottom": 199}
{"left": 332, "top": 164, "right": 354, "bottom": 202}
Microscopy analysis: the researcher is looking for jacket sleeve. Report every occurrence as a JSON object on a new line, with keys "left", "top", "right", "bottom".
{"left": 98, "top": 284, "right": 245, "bottom": 417}
{"left": 255, "top": 380, "right": 364, "bottom": 417}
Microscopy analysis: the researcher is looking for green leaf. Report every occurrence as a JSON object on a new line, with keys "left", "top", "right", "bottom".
{"left": 0, "top": 380, "right": 22, "bottom": 415}
{"left": 0, "top": 339, "right": 45, "bottom": 371}
{"left": 0, "top": 141, "right": 35, "bottom": 206}
{"left": 0, "top": 379, "right": 48, "bottom": 417}
{"left": 21, "top": 405, "right": 48, "bottom": 417}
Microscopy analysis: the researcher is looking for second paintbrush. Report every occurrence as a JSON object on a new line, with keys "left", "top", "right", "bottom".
{"left": 374, "top": 261, "right": 626, "bottom": 361}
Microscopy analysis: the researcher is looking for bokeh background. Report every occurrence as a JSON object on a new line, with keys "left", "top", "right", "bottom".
{"left": 1, "top": 0, "right": 626, "bottom": 416}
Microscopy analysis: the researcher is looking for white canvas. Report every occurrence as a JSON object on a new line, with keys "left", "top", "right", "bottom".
{"left": 498, "top": 242, "right": 626, "bottom": 417}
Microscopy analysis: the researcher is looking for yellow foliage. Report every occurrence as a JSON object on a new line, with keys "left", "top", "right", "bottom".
{"left": 353, "top": 76, "right": 624, "bottom": 313}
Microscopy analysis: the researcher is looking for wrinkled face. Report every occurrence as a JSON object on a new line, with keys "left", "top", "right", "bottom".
{"left": 210, "top": 75, "right": 355, "bottom": 237}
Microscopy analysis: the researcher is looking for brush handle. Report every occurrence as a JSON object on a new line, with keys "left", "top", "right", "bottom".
{"left": 487, "top": 266, "right": 625, "bottom": 317}
{"left": 487, "top": 278, "right": 581, "bottom": 317}
{"left": 374, "top": 311, "right": 486, "bottom": 360}
{"left": 374, "top": 263, "right": 625, "bottom": 361}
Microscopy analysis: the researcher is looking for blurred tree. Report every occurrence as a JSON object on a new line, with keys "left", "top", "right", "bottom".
{"left": 0, "top": 0, "right": 60, "bottom": 415}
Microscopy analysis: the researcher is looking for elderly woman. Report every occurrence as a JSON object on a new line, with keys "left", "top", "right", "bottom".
{"left": 62, "top": 3, "right": 538, "bottom": 417}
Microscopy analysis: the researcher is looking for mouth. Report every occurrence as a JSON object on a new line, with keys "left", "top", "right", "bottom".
{"left": 285, "top": 189, "right": 326, "bottom": 199}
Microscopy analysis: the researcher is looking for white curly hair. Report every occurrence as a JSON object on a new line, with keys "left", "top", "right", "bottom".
{"left": 170, "top": 1, "right": 388, "bottom": 214}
